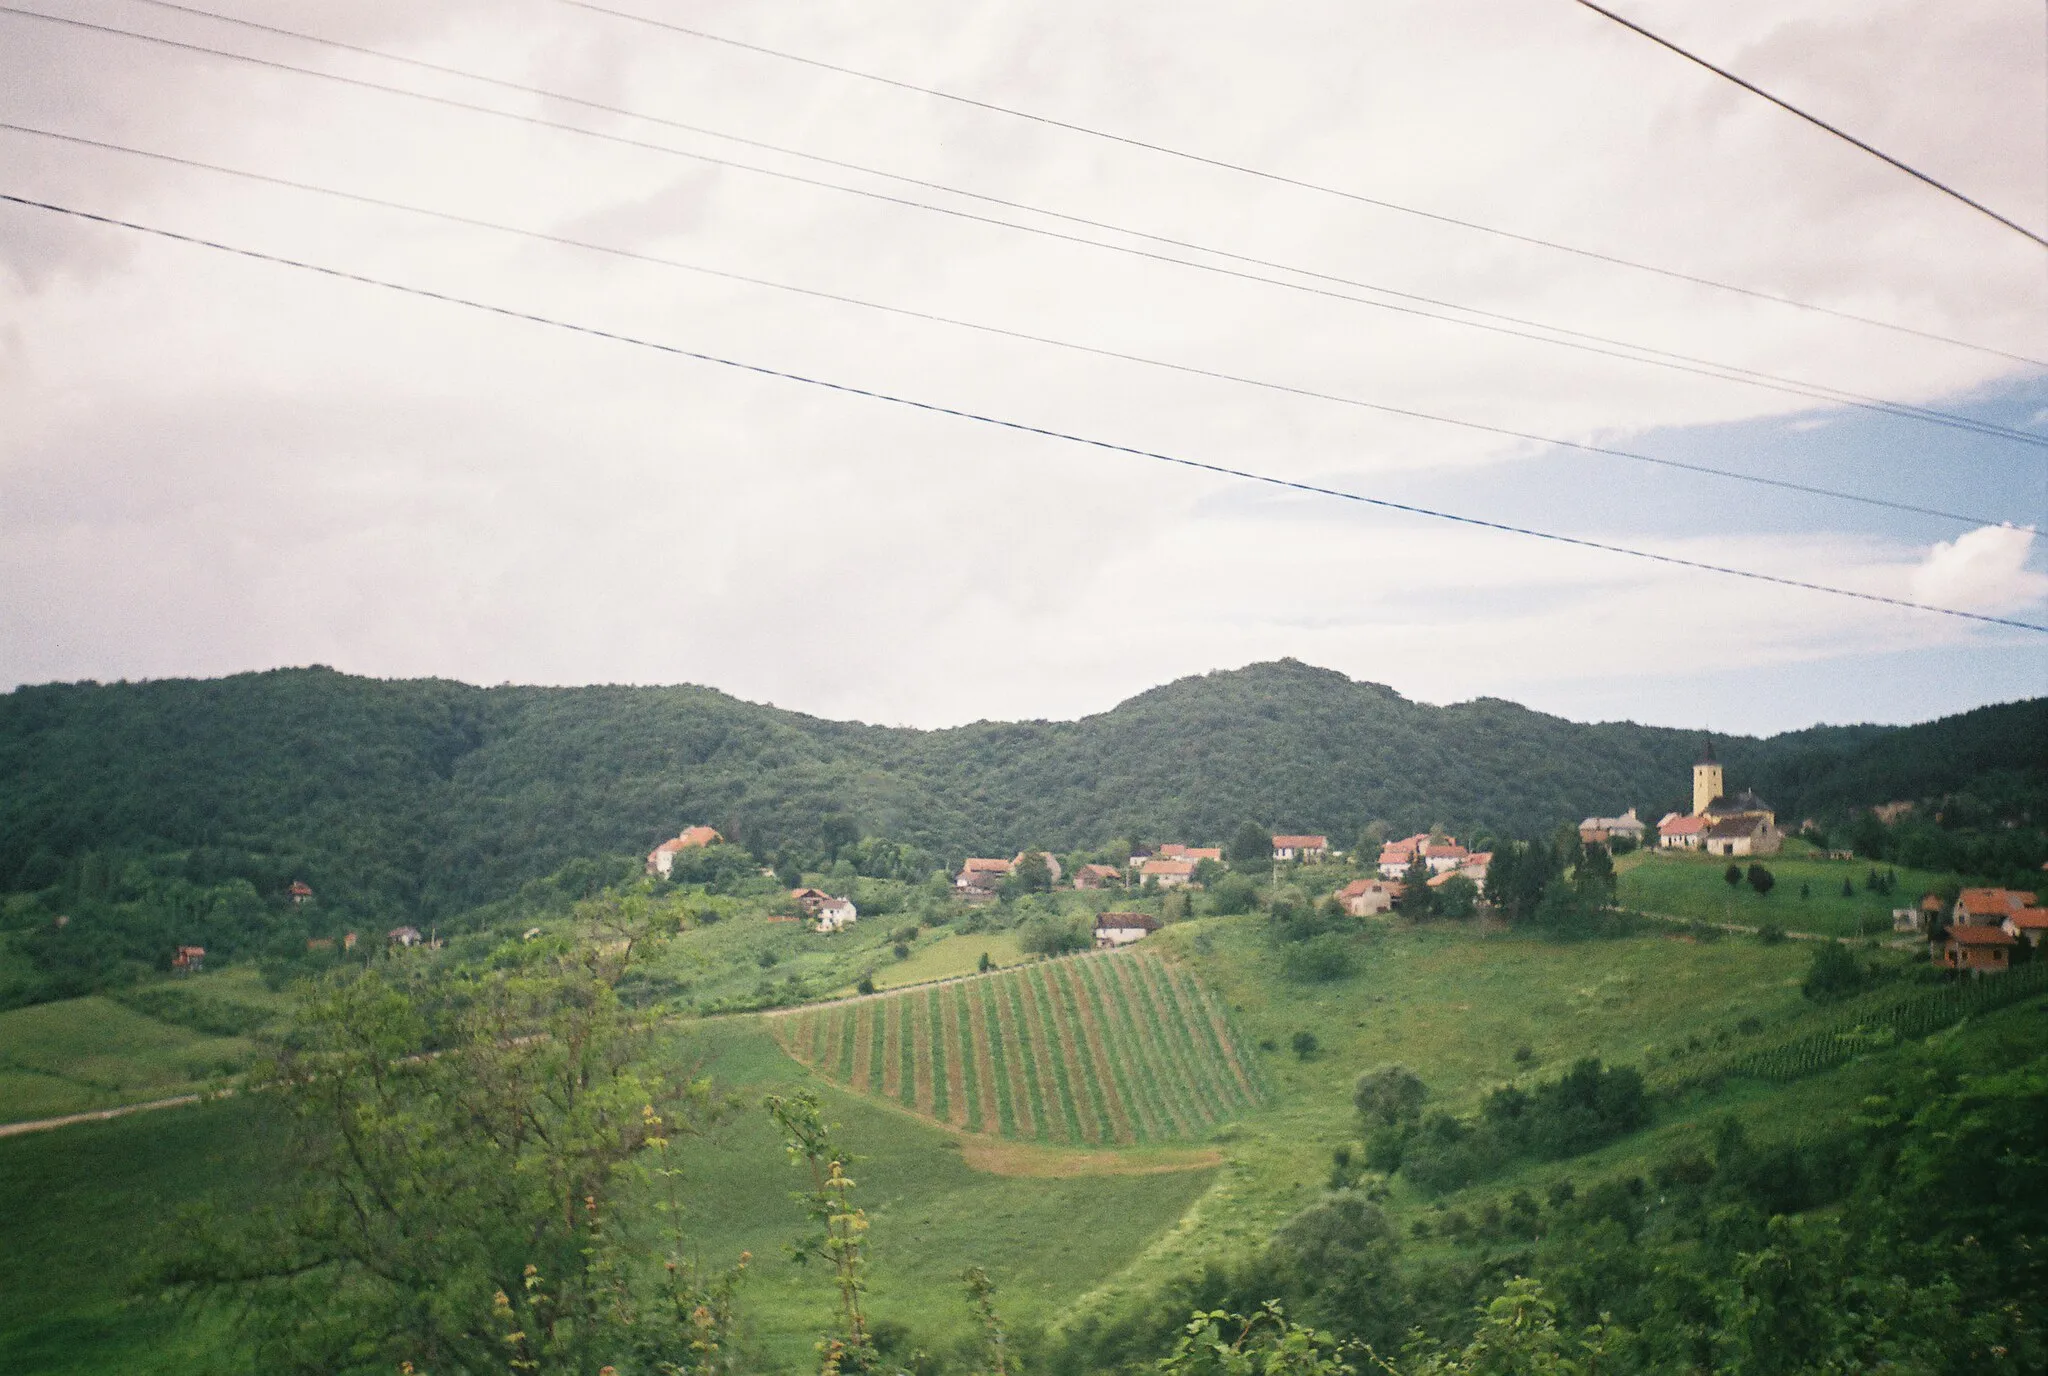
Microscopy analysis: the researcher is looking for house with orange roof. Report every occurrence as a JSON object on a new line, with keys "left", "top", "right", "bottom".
{"left": 1272, "top": 834, "right": 1329, "bottom": 862}
{"left": 1939, "top": 923, "right": 2015, "bottom": 974}
{"left": 647, "top": 826, "right": 724, "bottom": 876}
{"left": 1423, "top": 842, "right": 1469, "bottom": 874}
{"left": 171, "top": 945, "right": 205, "bottom": 973}
{"left": 1953, "top": 888, "right": 2037, "bottom": 927}
{"left": 1140, "top": 858, "right": 1197, "bottom": 889}
{"left": 954, "top": 857, "right": 1012, "bottom": 898}
{"left": 1657, "top": 813, "right": 1706, "bottom": 850}
{"left": 288, "top": 880, "right": 314, "bottom": 905}
{"left": 1337, "top": 877, "right": 1399, "bottom": 916}
{"left": 2001, "top": 906, "right": 2048, "bottom": 948}
{"left": 1073, "top": 862, "right": 1124, "bottom": 890}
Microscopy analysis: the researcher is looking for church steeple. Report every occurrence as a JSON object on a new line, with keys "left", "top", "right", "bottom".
{"left": 1692, "top": 737, "right": 1724, "bottom": 816}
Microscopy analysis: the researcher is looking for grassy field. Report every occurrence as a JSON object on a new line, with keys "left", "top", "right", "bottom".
{"left": 774, "top": 949, "right": 1266, "bottom": 1146}
{"left": 1616, "top": 844, "right": 1951, "bottom": 938}
{"left": 851, "top": 928, "right": 1028, "bottom": 992}
{"left": 2, "top": 909, "right": 2009, "bottom": 1372}
{"left": 0, "top": 977, "right": 275, "bottom": 1124}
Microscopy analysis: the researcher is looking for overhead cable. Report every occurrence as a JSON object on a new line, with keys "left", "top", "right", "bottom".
{"left": 1571, "top": 0, "right": 2048, "bottom": 251}
{"left": 558, "top": 0, "right": 2047, "bottom": 357}
{"left": 9, "top": 4, "right": 2043, "bottom": 451}
{"left": 4, "top": 190, "right": 2041, "bottom": 634}
{"left": 0, "top": 119, "right": 2010, "bottom": 530}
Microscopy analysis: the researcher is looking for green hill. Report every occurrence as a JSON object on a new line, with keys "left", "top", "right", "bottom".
{"left": 3, "top": 662, "right": 2041, "bottom": 933}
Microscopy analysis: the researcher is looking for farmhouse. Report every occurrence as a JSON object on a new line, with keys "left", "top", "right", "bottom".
{"left": 1014, "top": 850, "right": 1063, "bottom": 884}
{"left": 955, "top": 857, "right": 1013, "bottom": 897}
{"left": 1140, "top": 858, "right": 1196, "bottom": 889}
{"left": 646, "top": 826, "right": 723, "bottom": 876}
{"left": 171, "top": 945, "right": 205, "bottom": 973}
{"left": 1578, "top": 809, "right": 1645, "bottom": 846}
{"left": 1272, "top": 834, "right": 1329, "bottom": 862}
{"left": 1158, "top": 844, "right": 1223, "bottom": 863}
{"left": 288, "top": 880, "right": 313, "bottom": 905}
{"left": 1953, "top": 887, "right": 2037, "bottom": 926}
{"left": 1704, "top": 814, "right": 1778, "bottom": 858}
{"left": 388, "top": 926, "right": 423, "bottom": 947}
{"left": 1939, "top": 923, "right": 2015, "bottom": 974}
{"left": 814, "top": 896, "right": 858, "bottom": 933}
{"left": 1337, "top": 877, "right": 1399, "bottom": 916}
{"left": 1423, "top": 842, "right": 1469, "bottom": 874}
{"left": 1073, "top": 863, "right": 1124, "bottom": 890}
{"left": 1657, "top": 814, "right": 1706, "bottom": 850}
{"left": 2004, "top": 907, "right": 2048, "bottom": 947}
{"left": 1093, "top": 912, "right": 1159, "bottom": 947}
{"left": 1376, "top": 833, "right": 1437, "bottom": 878}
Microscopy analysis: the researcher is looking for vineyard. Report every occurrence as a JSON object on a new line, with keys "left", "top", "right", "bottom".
{"left": 1691, "top": 963, "right": 2048, "bottom": 1088}
{"left": 769, "top": 949, "right": 1267, "bottom": 1146}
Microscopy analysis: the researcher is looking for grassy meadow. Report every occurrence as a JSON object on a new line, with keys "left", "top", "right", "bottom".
{"left": 0, "top": 966, "right": 286, "bottom": 1124}
{"left": 1616, "top": 841, "right": 1952, "bottom": 937}
{"left": 2, "top": 903, "right": 2014, "bottom": 1372}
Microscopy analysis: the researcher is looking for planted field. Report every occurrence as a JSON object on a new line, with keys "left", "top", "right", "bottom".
{"left": 772, "top": 950, "right": 1266, "bottom": 1145}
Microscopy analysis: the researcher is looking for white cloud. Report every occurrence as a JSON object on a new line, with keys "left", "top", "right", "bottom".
{"left": 1909, "top": 524, "right": 2048, "bottom": 614}
{"left": 1, "top": 0, "right": 2045, "bottom": 733}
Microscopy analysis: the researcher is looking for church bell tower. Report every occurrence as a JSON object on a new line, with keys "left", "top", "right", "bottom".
{"left": 1692, "top": 739, "right": 1723, "bottom": 817}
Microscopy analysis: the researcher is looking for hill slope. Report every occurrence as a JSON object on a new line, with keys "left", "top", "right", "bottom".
{"left": 2, "top": 661, "right": 2040, "bottom": 920}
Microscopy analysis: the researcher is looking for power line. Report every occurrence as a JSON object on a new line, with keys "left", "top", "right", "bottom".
{"left": 12, "top": 6, "right": 2044, "bottom": 452}
{"left": 2, "top": 118, "right": 2012, "bottom": 530}
{"left": 4, "top": 189, "right": 2041, "bottom": 634}
{"left": 561, "top": 0, "right": 2046, "bottom": 357}
{"left": 1572, "top": 0, "right": 2048, "bottom": 251}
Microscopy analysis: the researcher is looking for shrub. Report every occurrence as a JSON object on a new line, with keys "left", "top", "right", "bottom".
{"left": 856, "top": 973, "right": 875, "bottom": 996}
{"left": 1801, "top": 941, "right": 1865, "bottom": 1002}
{"left": 1354, "top": 1064, "right": 1428, "bottom": 1127}
{"left": 1281, "top": 932, "right": 1354, "bottom": 983}
{"left": 1757, "top": 923, "right": 1787, "bottom": 945}
{"left": 1290, "top": 1030, "right": 1319, "bottom": 1060}
{"left": 1747, "top": 864, "right": 1776, "bottom": 897}
{"left": 892, "top": 943, "right": 910, "bottom": 961}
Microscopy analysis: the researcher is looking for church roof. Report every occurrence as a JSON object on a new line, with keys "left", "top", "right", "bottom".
{"left": 1703, "top": 789, "right": 1772, "bottom": 815}
{"left": 1695, "top": 737, "right": 1718, "bottom": 765}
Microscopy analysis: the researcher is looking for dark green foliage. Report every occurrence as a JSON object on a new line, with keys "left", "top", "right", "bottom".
{"left": 1206, "top": 873, "right": 1260, "bottom": 916}
{"left": 1018, "top": 914, "right": 1089, "bottom": 957}
{"left": 1353, "top": 1064, "right": 1427, "bottom": 1128}
{"left": 1746, "top": 864, "right": 1775, "bottom": 897}
{"left": 1725, "top": 864, "right": 1743, "bottom": 889}
{"left": 1290, "top": 1030, "right": 1319, "bottom": 1060}
{"left": 1434, "top": 873, "right": 1479, "bottom": 919}
{"left": 1226, "top": 822, "right": 1273, "bottom": 868}
{"left": 6, "top": 664, "right": 2030, "bottom": 946}
{"left": 1397, "top": 856, "right": 1435, "bottom": 917}
{"left": 1281, "top": 934, "right": 1354, "bottom": 984}
{"left": 1757, "top": 922, "right": 1786, "bottom": 944}
{"left": 1010, "top": 850, "right": 1054, "bottom": 894}
{"left": 1801, "top": 941, "right": 1865, "bottom": 1002}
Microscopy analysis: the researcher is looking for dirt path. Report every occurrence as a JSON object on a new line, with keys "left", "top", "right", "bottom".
{"left": 1629, "top": 907, "right": 1836, "bottom": 942}
{"left": 0, "top": 1092, "right": 209, "bottom": 1139}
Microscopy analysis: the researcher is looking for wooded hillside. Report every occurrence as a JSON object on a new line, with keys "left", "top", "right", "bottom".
{"left": 2, "top": 660, "right": 2040, "bottom": 920}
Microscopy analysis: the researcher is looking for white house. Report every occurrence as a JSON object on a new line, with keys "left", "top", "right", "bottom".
{"left": 1424, "top": 842, "right": 1469, "bottom": 875}
{"left": 1336, "top": 878, "right": 1398, "bottom": 916}
{"left": 1093, "top": 912, "right": 1159, "bottom": 947}
{"left": 1139, "top": 858, "right": 1196, "bottom": 889}
{"left": 815, "top": 897, "right": 858, "bottom": 933}
{"left": 1272, "top": 834, "right": 1329, "bottom": 862}
{"left": 647, "top": 825, "right": 723, "bottom": 876}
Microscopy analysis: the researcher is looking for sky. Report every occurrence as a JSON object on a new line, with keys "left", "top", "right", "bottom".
{"left": 2, "top": 0, "right": 2045, "bottom": 737}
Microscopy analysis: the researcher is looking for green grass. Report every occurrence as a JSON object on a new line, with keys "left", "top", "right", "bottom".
{"left": 772, "top": 951, "right": 1263, "bottom": 1146}
{"left": 854, "top": 930, "right": 1029, "bottom": 993}
{"left": 1617, "top": 846, "right": 1953, "bottom": 938}
{"left": 8, "top": 907, "right": 2018, "bottom": 1372}
{"left": 0, "top": 1096, "right": 295, "bottom": 1375}
{"left": 0, "top": 993, "right": 258, "bottom": 1123}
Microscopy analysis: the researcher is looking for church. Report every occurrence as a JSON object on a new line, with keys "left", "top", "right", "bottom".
{"left": 1656, "top": 741, "right": 1782, "bottom": 857}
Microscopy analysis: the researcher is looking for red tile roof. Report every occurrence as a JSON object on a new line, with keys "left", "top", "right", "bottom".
{"left": 1095, "top": 912, "right": 1159, "bottom": 931}
{"left": 962, "top": 857, "right": 1013, "bottom": 873}
{"left": 2005, "top": 907, "right": 2048, "bottom": 930}
{"left": 1946, "top": 924, "right": 2016, "bottom": 947}
{"left": 1141, "top": 859, "right": 1196, "bottom": 876}
{"left": 1957, "top": 888, "right": 2036, "bottom": 918}
{"left": 1273, "top": 835, "right": 1328, "bottom": 849}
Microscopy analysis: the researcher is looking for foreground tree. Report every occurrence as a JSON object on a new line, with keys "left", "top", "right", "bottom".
{"left": 162, "top": 899, "right": 741, "bottom": 1374}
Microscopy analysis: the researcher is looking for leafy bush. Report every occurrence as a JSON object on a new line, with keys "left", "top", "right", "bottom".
{"left": 1801, "top": 941, "right": 1865, "bottom": 1002}
{"left": 1281, "top": 933, "right": 1354, "bottom": 983}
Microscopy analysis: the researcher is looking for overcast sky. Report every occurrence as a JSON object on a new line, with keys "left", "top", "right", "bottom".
{"left": 2, "top": 0, "right": 2044, "bottom": 736}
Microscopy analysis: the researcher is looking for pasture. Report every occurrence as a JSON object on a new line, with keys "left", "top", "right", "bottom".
{"left": 1616, "top": 844, "right": 1953, "bottom": 938}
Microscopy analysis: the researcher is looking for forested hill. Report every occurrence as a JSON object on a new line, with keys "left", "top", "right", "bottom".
{"left": 2, "top": 660, "right": 2041, "bottom": 919}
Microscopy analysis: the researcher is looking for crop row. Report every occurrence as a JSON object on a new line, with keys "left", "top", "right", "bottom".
{"left": 772, "top": 950, "right": 1266, "bottom": 1145}
{"left": 1723, "top": 962, "right": 2048, "bottom": 1085}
